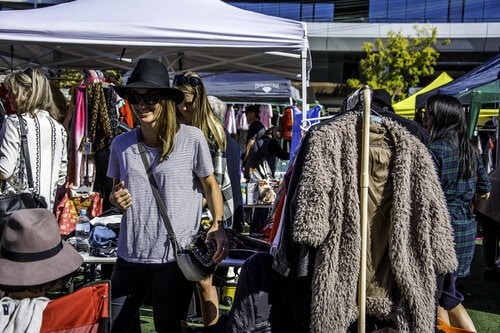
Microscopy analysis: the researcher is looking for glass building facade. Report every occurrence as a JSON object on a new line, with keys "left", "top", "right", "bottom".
{"left": 227, "top": 0, "right": 500, "bottom": 23}
{"left": 369, "top": 0, "right": 500, "bottom": 23}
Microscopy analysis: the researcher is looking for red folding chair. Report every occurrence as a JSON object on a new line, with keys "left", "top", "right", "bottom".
{"left": 40, "top": 281, "right": 110, "bottom": 333}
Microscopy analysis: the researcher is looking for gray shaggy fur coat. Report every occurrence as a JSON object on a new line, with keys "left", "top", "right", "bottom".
{"left": 292, "top": 114, "right": 458, "bottom": 332}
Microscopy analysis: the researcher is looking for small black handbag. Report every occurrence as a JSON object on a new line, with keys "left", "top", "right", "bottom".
{"left": 138, "top": 135, "right": 217, "bottom": 281}
{"left": 0, "top": 115, "right": 47, "bottom": 236}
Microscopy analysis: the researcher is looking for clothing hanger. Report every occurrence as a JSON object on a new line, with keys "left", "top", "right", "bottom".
{"left": 74, "top": 184, "right": 93, "bottom": 194}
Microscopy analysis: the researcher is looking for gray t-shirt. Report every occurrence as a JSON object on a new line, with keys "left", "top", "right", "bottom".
{"left": 107, "top": 125, "right": 214, "bottom": 263}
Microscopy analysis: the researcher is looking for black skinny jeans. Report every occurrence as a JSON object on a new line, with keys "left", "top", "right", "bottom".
{"left": 111, "top": 258, "right": 195, "bottom": 333}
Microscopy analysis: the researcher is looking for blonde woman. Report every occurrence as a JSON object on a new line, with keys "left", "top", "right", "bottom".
{"left": 0, "top": 68, "right": 67, "bottom": 210}
{"left": 174, "top": 71, "right": 233, "bottom": 327}
{"left": 108, "top": 59, "right": 228, "bottom": 333}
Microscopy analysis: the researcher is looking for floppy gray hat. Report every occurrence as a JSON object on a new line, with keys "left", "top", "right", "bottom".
{"left": 0, "top": 208, "right": 83, "bottom": 287}
{"left": 114, "top": 58, "right": 184, "bottom": 104}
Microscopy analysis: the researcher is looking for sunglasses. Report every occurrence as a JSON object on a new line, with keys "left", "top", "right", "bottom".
{"left": 127, "top": 93, "right": 161, "bottom": 106}
{"left": 173, "top": 75, "right": 202, "bottom": 87}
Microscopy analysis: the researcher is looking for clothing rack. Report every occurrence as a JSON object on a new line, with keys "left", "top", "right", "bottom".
{"left": 358, "top": 85, "right": 371, "bottom": 333}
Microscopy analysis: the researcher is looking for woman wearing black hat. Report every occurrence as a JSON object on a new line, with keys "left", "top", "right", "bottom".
{"left": 108, "top": 58, "right": 228, "bottom": 333}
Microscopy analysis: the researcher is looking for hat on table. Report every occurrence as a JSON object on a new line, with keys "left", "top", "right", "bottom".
{"left": 0, "top": 208, "right": 83, "bottom": 287}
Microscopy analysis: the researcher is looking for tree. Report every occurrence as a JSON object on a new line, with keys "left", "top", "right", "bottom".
{"left": 347, "top": 25, "right": 447, "bottom": 102}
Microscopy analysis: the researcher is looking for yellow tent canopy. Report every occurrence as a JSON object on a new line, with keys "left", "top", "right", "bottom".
{"left": 394, "top": 72, "right": 453, "bottom": 118}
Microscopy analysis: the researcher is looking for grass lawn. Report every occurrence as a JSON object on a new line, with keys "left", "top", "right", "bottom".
{"left": 460, "top": 243, "right": 500, "bottom": 333}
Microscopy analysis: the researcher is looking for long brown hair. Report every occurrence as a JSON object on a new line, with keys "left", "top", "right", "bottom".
{"left": 135, "top": 98, "right": 180, "bottom": 162}
{"left": 174, "top": 71, "right": 226, "bottom": 152}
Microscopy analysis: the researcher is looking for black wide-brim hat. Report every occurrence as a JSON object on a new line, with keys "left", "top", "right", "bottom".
{"left": 0, "top": 208, "right": 83, "bottom": 287}
{"left": 372, "top": 89, "right": 394, "bottom": 111}
{"left": 114, "top": 58, "right": 184, "bottom": 105}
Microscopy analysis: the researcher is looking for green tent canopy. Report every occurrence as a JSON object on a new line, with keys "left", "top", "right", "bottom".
{"left": 456, "top": 79, "right": 500, "bottom": 137}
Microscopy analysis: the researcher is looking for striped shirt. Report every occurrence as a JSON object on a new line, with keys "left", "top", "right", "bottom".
{"left": 107, "top": 125, "right": 214, "bottom": 264}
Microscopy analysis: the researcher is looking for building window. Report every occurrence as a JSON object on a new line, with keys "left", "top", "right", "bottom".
{"left": 227, "top": 1, "right": 334, "bottom": 22}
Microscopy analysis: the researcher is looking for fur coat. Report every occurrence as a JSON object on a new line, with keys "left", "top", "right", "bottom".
{"left": 292, "top": 114, "right": 458, "bottom": 332}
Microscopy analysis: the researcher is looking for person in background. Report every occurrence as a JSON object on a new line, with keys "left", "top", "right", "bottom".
{"left": 243, "top": 104, "right": 265, "bottom": 164}
{"left": 174, "top": 72, "right": 233, "bottom": 328}
{"left": 474, "top": 166, "right": 500, "bottom": 280}
{"left": 423, "top": 94, "right": 491, "bottom": 332}
{"left": 0, "top": 208, "right": 83, "bottom": 331}
{"left": 108, "top": 59, "right": 228, "bottom": 333}
{"left": 243, "top": 126, "right": 289, "bottom": 181}
{"left": 0, "top": 68, "right": 67, "bottom": 211}
{"left": 208, "top": 95, "right": 245, "bottom": 233}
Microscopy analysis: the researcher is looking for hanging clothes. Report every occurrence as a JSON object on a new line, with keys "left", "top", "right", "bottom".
{"left": 290, "top": 104, "right": 321, "bottom": 160}
{"left": 225, "top": 104, "right": 237, "bottom": 135}
{"left": 290, "top": 113, "right": 458, "bottom": 332}
{"left": 236, "top": 104, "right": 248, "bottom": 131}
{"left": 118, "top": 99, "right": 135, "bottom": 129}
{"left": 69, "top": 84, "right": 89, "bottom": 187}
{"left": 68, "top": 70, "right": 121, "bottom": 210}
{"left": 259, "top": 104, "right": 273, "bottom": 129}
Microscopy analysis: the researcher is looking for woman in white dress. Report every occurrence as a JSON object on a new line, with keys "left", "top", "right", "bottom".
{"left": 0, "top": 68, "right": 67, "bottom": 210}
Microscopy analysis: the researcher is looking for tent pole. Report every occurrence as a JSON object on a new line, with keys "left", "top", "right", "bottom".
{"left": 358, "top": 85, "right": 371, "bottom": 333}
{"left": 301, "top": 47, "right": 308, "bottom": 124}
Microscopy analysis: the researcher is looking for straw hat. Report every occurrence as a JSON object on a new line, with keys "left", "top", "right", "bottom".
{"left": 114, "top": 58, "right": 184, "bottom": 104}
{"left": 0, "top": 208, "right": 83, "bottom": 287}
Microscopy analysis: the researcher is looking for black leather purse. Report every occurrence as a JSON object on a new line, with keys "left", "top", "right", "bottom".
{"left": 0, "top": 115, "right": 48, "bottom": 236}
{"left": 137, "top": 134, "right": 216, "bottom": 281}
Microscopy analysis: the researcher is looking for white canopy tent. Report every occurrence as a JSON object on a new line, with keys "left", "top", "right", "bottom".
{"left": 0, "top": 0, "right": 310, "bottom": 110}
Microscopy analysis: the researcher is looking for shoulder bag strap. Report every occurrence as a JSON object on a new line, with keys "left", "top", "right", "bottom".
{"left": 136, "top": 131, "right": 180, "bottom": 252}
{"left": 18, "top": 115, "right": 35, "bottom": 190}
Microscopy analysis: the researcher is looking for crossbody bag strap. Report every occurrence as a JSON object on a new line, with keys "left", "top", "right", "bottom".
{"left": 18, "top": 115, "right": 35, "bottom": 190}
{"left": 136, "top": 131, "right": 180, "bottom": 252}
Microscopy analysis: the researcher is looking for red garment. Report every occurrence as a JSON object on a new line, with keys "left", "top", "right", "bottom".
{"left": 269, "top": 188, "right": 286, "bottom": 243}
{"left": 0, "top": 83, "right": 14, "bottom": 115}
{"left": 119, "top": 100, "right": 135, "bottom": 128}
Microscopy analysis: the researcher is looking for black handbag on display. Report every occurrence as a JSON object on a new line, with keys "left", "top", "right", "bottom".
{"left": 138, "top": 134, "right": 217, "bottom": 281}
{"left": 0, "top": 115, "right": 47, "bottom": 236}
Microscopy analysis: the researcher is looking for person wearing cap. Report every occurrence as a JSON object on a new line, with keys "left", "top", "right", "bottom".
{"left": 0, "top": 68, "right": 67, "bottom": 211}
{"left": 243, "top": 104, "right": 265, "bottom": 163}
{"left": 243, "top": 126, "right": 289, "bottom": 181}
{"left": 109, "top": 58, "right": 228, "bottom": 333}
{"left": 0, "top": 208, "right": 83, "bottom": 331}
{"left": 174, "top": 71, "right": 233, "bottom": 328}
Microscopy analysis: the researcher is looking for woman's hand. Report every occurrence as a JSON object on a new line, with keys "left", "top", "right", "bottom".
{"left": 111, "top": 180, "right": 133, "bottom": 210}
{"left": 476, "top": 192, "right": 490, "bottom": 201}
{"left": 206, "top": 226, "right": 229, "bottom": 264}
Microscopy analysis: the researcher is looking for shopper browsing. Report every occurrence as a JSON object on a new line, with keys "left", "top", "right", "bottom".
{"left": 0, "top": 68, "right": 67, "bottom": 210}
{"left": 424, "top": 94, "right": 491, "bottom": 332}
{"left": 174, "top": 71, "right": 232, "bottom": 328}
